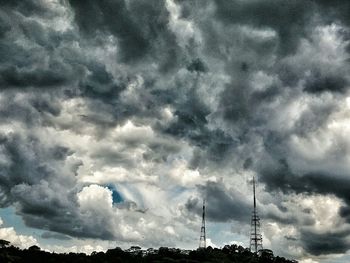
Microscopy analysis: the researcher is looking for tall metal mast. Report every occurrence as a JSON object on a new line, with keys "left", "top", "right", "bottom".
{"left": 250, "top": 176, "right": 263, "bottom": 253}
{"left": 199, "top": 199, "right": 206, "bottom": 249}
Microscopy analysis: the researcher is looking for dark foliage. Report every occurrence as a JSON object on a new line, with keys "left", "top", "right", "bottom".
{"left": 0, "top": 240, "right": 297, "bottom": 263}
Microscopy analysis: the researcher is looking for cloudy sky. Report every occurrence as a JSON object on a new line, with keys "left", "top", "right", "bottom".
{"left": 1, "top": 0, "right": 350, "bottom": 262}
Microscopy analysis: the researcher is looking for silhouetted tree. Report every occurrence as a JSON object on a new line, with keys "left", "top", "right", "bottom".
{"left": 0, "top": 239, "right": 10, "bottom": 248}
{"left": 0, "top": 242, "right": 298, "bottom": 263}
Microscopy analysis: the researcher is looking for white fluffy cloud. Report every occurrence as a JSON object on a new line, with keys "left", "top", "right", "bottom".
{"left": 0, "top": 217, "right": 38, "bottom": 248}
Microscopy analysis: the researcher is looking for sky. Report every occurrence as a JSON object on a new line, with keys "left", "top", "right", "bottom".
{"left": 0, "top": 0, "right": 350, "bottom": 262}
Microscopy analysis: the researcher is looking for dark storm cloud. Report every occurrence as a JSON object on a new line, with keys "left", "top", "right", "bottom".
{"left": 185, "top": 180, "right": 303, "bottom": 226}
{"left": 339, "top": 206, "right": 350, "bottom": 223}
{"left": 161, "top": 80, "right": 239, "bottom": 163}
{"left": 31, "top": 96, "right": 61, "bottom": 117}
{"left": 304, "top": 72, "right": 348, "bottom": 94}
{"left": 259, "top": 158, "right": 350, "bottom": 206}
{"left": 0, "top": 133, "right": 68, "bottom": 196}
{"left": 79, "top": 62, "right": 125, "bottom": 100}
{"left": 0, "top": 11, "right": 80, "bottom": 91}
{"left": 316, "top": 1, "right": 350, "bottom": 27}
{"left": 21, "top": 207, "right": 116, "bottom": 240}
{"left": 0, "top": 0, "right": 256, "bottom": 244}
{"left": 0, "top": 132, "right": 75, "bottom": 205}
{"left": 1, "top": 0, "right": 350, "bottom": 258}
{"left": 69, "top": 0, "right": 183, "bottom": 69}
{"left": 166, "top": 112, "right": 237, "bottom": 164}
{"left": 185, "top": 181, "right": 251, "bottom": 222}
{"left": 186, "top": 58, "right": 207, "bottom": 73}
{"left": 69, "top": 0, "right": 149, "bottom": 61}
{"left": 219, "top": 82, "right": 251, "bottom": 124}
{"left": 0, "top": 0, "right": 52, "bottom": 17}
{"left": 0, "top": 132, "right": 116, "bottom": 240}
{"left": 211, "top": 0, "right": 350, "bottom": 56}
{"left": 300, "top": 229, "right": 350, "bottom": 256}
{"left": 0, "top": 24, "right": 79, "bottom": 89}
{"left": 213, "top": 0, "right": 311, "bottom": 55}
{"left": 0, "top": 13, "right": 12, "bottom": 38}
{"left": 0, "top": 65, "right": 70, "bottom": 88}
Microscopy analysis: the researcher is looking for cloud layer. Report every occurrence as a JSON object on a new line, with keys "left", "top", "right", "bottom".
{"left": 1, "top": 0, "right": 350, "bottom": 262}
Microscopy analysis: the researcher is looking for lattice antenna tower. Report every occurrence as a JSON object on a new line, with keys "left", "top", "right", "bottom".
{"left": 199, "top": 199, "right": 206, "bottom": 249}
{"left": 250, "top": 176, "right": 263, "bottom": 253}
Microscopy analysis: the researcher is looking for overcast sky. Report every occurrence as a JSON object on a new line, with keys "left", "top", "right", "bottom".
{"left": 1, "top": 0, "right": 350, "bottom": 262}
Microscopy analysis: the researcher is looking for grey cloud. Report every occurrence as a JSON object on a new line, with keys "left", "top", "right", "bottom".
{"left": 2, "top": 0, "right": 350, "bottom": 259}
{"left": 304, "top": 72, "right": 348, "bottom": 94}
{"left": 0, "top": 0, "right": 52, "bottom": 17}
{"left": 185, "top": 179, "right": 307, "bottom": 227}
{"left": 211, "top": 0, "right": 350, "bottom": 57}
{"left": 0, "top": 132, "right": 116, "bottom": 240}
{"left": 185, "top": 181, "right": 251, "bottom": 222}
{"left": 0, "top": 133, "right": 64, "bottom": 192}
{"left": 69, "top": 0, "right": 182, "bottom": 68}
{"left": 0, "top": 13, "right": 12, "bottom": 38}
{"left": 79, "top": 62, "right": 125, "bottom": 100}
{"left": 91, "top": 149, "right": 136, "bottom": 169}
{"left": 259, "top": 157, "right": 350, "bottom": 206}
{"left": 316, "top": 1, "right": 350, "bottom": 27}
{"left": 284, "top": 235, "right": 298, "bottom": 241}
{"left": 212, "top": 0, "right": 311, "bottom": 55}
{"left": 301, "top": 229, "right": 350, "bottom": 256}
{"left": 0, "top": 13, "right": 80, "bottom": 90}
{"left": 187, "top": 58, "right": 207, "bottom": 73}
{"left": 41, "top": 231, "right": 72, "bottom": 240}
{"left": 339, "top": 206, "right": 350, "bottom": 223}
{"left": 0, "top": 91, "right": 63, "bottom": 130}
{"left": 0, "top": 65, "right": 71, "bottom": 88}
{"left": 31, "top": 96, "right": 61, "bottom": 117}
{"left": 69, "top": 0, "right": 149, "bottom": 62}
{"left": 159, "top": 80, "right": 239, "bottom": 164}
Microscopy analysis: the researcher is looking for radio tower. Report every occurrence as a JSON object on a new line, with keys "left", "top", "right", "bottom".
{"left": 250, "top": 176, "right": 263, "bottom": 253}
{"left": 199, "top": 199, "right": 206, "bottom": 249}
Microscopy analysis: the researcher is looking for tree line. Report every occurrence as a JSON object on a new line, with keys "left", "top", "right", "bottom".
{"left": 0, "top": 239, "right": 298, "bottom": 263}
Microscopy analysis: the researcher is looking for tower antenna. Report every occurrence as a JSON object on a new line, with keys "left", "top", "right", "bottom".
{"left": 199, "top": 199, "right": 206, "bottom": 249}
{"left": 250, "top": 176, "right": 263, "bottom": 253}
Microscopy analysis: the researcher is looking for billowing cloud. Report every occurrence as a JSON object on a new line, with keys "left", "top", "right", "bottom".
{"left": 1, "top": 0, "right": 350, "bottom": 262}
{"left": 0, "top": 217, "right": 38, "bottom": 248}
